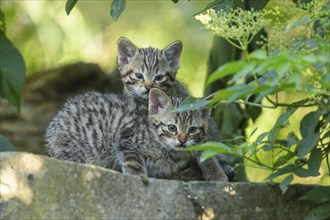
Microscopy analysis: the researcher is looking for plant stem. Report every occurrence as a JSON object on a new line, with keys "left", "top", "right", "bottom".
{"left": 225, "top": 38, "right": 243, "bottom": 51}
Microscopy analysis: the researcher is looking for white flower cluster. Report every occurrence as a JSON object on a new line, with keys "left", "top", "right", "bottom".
{"left": 195, "top": 8, "right": 270, "bottom": 49}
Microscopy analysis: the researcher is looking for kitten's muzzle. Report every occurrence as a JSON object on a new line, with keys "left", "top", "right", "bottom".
{"left": 144, "top": 81, "right": 155, "bottom": 92}
{"left": 178, "top": 134, "right": 188, "bottom": 145}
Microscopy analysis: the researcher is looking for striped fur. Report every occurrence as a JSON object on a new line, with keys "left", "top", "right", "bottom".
{"left": 45, "top": 89, "right": 210, "bottom": 179}
{"left": 117, "top": 37, "right": 188, "bottom": 99}
{"left": 117, "top": 38, "right": 232, "bottom": 181}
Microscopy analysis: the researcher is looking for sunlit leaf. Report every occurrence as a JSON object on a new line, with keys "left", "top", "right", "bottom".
{"left": 173, "top": 97, "right": 210, "bottom": 112}
{"left": 65, "top": 0, "right": 78, "bottom": 15}
{"left": 0, "top": 134, "right": 18, "bottom": 152}
{"left": 279, "top": 174, "right": 293, "bottom": 194}
{"left": 255, "top": 86, "right": 277, "bottom": 102}
{"left": 227, "top": 85, "right": 257, "bottom": 102}
{"left": 297, "top": 132, "right": 320, "bottom": 158}
{"left": 303, "top": 202, "right": 330, "bottom": 220}
{"left": 182, "top": 142, "right": 232, "bottom": 153}
{"left": 249, "top": 49, "right": 268, "bottom": 60}
{"left": 212, "top": 88, "right": 235, "bottom": 103}
{"left": 229, "top": 61, "right": 257, "bottom": 84}
{"left": 110, "top": 0, "right": 126, "bottom": 21}
{"left": 0, "top": 30, "right": 25, "bottom": 111}
{"left": 206, "top": 60, "right": 245, "bottom": 86}
{"left": 200, "top": 150, "right": 219, "bottom": 162}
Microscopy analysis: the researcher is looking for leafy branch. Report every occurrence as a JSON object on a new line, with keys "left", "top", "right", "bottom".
{"left": 181, "top": 4, "right": 330, "bottom": 218}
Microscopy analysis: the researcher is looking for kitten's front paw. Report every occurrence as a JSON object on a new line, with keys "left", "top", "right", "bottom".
{"left": 178, "top": 167, "right": 203, "bottom": 181}
{"left": 203, "top": 169, "right": 229, "bottom": 182}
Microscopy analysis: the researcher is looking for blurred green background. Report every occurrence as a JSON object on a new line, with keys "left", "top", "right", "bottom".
{"left": 2, "top": 0, "right": 213, "bottom": 97}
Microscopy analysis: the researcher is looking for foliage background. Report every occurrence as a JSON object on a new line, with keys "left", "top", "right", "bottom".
{"left": 2, "top": 0, "right": 212, "bottom": 97}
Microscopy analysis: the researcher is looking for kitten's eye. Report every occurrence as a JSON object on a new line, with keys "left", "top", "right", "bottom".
{"left": 135, "top": 73, "right": 144, "bottom": 80}
{"left": 154, "top": 75, "right": 164, "bottom": 82}
{"left": 188, "top": 127, "right": 197, "bottom": 133}
{"left": 167, "top": 124, "right": 177, "bottom": 132}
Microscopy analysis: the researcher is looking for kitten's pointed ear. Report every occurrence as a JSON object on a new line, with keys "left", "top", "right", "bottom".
{"left": 162, "top": 41, "right": 182, "bottom": 69}
{"left": 149, "top": 88, "right": 172, "bottom": 115}
{"left": 201, "top": 108, "right": 211, "bottom": 119}
{"left": 117, "top": 37, "right": 138, "bottom": 66}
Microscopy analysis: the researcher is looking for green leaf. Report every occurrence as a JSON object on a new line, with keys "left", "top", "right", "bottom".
{"left": 65, "top": 0, "right": 78, "bottom": 15}
{"left": 173, "top": 97, "right": 211, "bottom": 112}
{"left": 182, "top": 142, "right": 232, "bottom": 153}
{"left": 320, "top": 72, "right": 330, "bottom": 89}
{"left": 297, "top": 132, "right": 320, "bottom": 158}
{"left": 248, "top": 0, "right": 270, "bottom": 10}
{"left": 278, "top": 132, "right": 299, "bottom": 148}
{"left": 266, "top": 164, "right": 295, "bottom": 182}
{"left": 0, "top": 134, "right": 18, "bottom": 152}
{"left": 300, "top": 110, "right": 321, "bottom": 137}
{"left": 212, "top": 88, "right": 236, "bottom": 102}
{"left": 303, "top": 202, "right": 330, "bottom": 220}
{"left": 307, "top": 148, "right": 322, "bottom": 176}
{"left": 274, "top": 152, "right": 295, "bottom": 168}
{"left": 249, "top": 49, "right": 268, "bottom": 60}
{"left": 172, "top": 0, "right": 179, "bottom": 3}
{"left": 299, "top": 186, "right": 330, "bottom": 204}
{"left": 323, "top": 130, "right": 330, "bottom": 139}
{"left": 206, "top": 61, "right": 245, "bottom": 86}
{"left": 229, "top": 61, "right": 258, "bottom": 84}
{"left": 255, "top": 132, "right": 268, "bottom": 144}
{"left": 262, "top": 144, "right": 273, "bottom": 151}
{"left": 287, "top": 132, "right": 299, "bottom": 146}
{"left": 0, "top": 9, "right": 5, "bottom": 32}
{"left": 294, "top": 167, "right": 311, "bottom": 178}
{"left": 200, "top": 151, "right": 219, "bottom": 162}
{"left": 255, "top": 86, "right": 277, "bottom": 103}
{"left": 110, "top": 0, "right": 126, "bottom": 21}
{"left": 279, "top": 174, "right": 293, "bottom": 194}
{"left": 193, "top": 0, "right": 231, "bottom": 16}
{"left": 226, "top": 85, "right": 257, "bottom": 103}
{"left": 268, "top": 107, "right": 297, "bottom": 145}
{"left": 0, "top": 30, "right": 25, "bottom": 111}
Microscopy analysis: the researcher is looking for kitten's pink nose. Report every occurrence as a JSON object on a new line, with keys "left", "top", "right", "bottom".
{"left": 145, "top": 85, "right": 153, "bottom": 91}
{"left": 144, "top": 81, "right": 154, "bottom": 91}
{"left": 178, "top": 134, "right": 188, "bottom": 144}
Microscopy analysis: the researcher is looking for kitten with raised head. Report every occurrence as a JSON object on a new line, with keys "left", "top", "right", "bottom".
{"left": 117, "top": 37, "right": 188, "bottom": 99}
{"left": 117, "top": 38, "right": 234, "bottom": 181}
{"left": 45, "top": 88, "right": 211, "bottom": 179}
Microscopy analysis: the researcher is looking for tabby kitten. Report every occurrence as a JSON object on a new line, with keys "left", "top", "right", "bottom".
{"left": 45, "top": 88, "right": 210, "bottom": 179}
{"left": 117, "top": 38, "right": 233, "bottom": 181}
{"left": 117, "top": 37, "right": 189, "bottom": 99}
